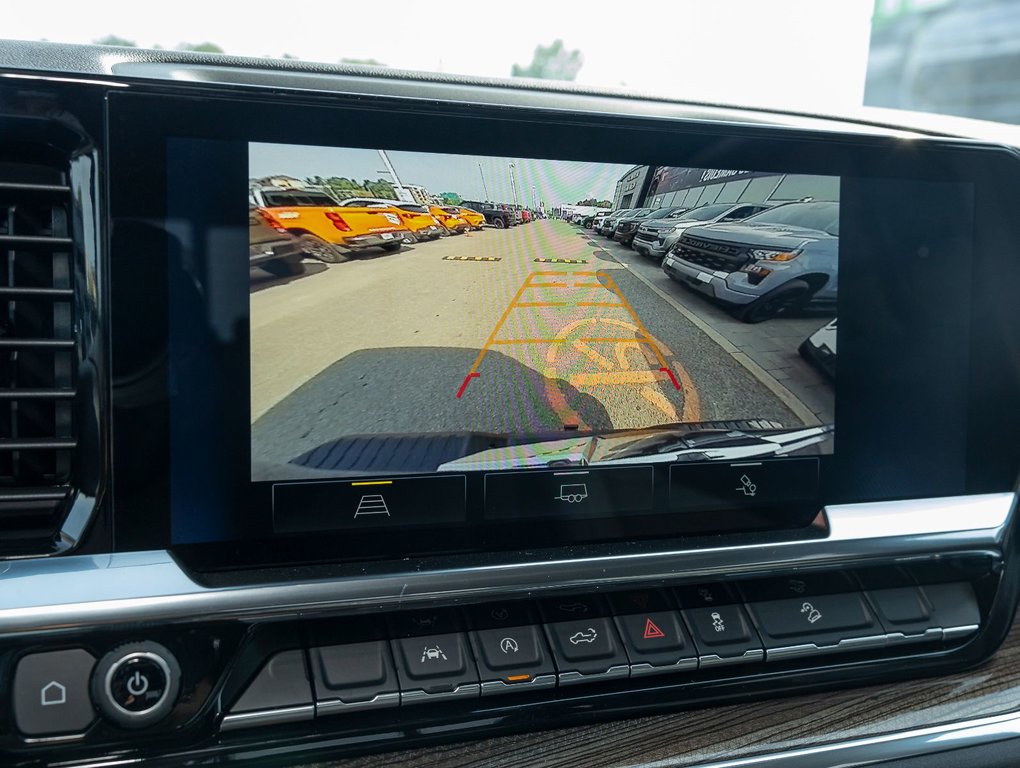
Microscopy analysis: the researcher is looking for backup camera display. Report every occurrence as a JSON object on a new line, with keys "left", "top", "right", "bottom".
{"left": 248, "top": 142, "right": 837, "bottom": 486}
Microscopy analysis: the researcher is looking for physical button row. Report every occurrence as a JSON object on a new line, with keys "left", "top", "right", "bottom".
{"left": 221, "top": 581, "right": 980, "bottom": 731}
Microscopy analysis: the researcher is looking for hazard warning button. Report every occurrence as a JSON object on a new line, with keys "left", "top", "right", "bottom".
{"left": 616, "top": 611, "right": 687, "bottom": 653}
{"left": 612, "top": 600, "right": 699, "bottom": 677}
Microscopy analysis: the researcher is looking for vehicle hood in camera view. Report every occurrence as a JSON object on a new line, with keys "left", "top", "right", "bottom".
{"left": 434, "top": 422, "right": 833, "bottom": 472}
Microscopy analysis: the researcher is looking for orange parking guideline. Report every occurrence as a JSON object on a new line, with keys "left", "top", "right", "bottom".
{"left": 465, "top": 272, "right": 535, "bottom": 375}
{"left": 490, "top": 339, "right": 567, "bottom": 345}
{"left": 598, "top": 272, "right": 670, "bottom": 370}
{"left": 578, "top": 337, "right": 655, "bottom": 343}
{"left": 570, "top": 371, "right": 666, "bottom": 386}
{"left": 459, "top": 269, "right": 682, "bottom": 398}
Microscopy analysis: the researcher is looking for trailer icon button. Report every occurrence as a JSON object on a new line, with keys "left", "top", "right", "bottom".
{"left": 484, "top": 466, "right": 654, "bottom": 520}
{"left": 556, "top": 483, "right": 588, "bottom": 503}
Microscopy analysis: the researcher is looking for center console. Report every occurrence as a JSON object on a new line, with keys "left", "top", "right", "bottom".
{"left": 0, "top": 42, "right": 1018, "bottom": 767}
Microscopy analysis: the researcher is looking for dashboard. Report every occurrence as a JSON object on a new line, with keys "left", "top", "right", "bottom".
{"left": 1, "top": 40, "right": 1019, "bottom": 768}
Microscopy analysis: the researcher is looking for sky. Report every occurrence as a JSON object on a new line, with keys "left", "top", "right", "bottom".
{"left": 250, "top": 143, "right": 630, "bottom": 207}
{"left": 3, "top": 1, "right": 875, "bottom": 116}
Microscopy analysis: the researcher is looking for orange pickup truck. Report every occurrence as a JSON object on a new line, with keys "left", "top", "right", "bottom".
{"left": 250, "top": 186, "right": 410, "bottom": 262}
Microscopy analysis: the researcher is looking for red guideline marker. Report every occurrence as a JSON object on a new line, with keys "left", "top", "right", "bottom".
{"left": 456, "top": 372, "right": 480, "bottom": 399}
{"left": 660, "top": 367, "right": 682, "bottom": 391}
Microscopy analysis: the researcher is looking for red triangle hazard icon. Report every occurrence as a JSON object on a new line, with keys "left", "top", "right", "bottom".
{"left": 643, "top": 618, "right": 666, "bottom": 640}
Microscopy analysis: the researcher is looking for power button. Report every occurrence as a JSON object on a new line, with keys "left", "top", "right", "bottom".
{"left": 92, "top": 642, "right": 181, "bottom": 729}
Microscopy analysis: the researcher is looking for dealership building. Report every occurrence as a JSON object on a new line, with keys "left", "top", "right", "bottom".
{"left": 614, "top": 167, "right": 839, "bottom": 211}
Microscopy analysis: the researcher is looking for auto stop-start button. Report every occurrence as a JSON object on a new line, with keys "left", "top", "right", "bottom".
{"left": 110, "top": 655, "right": 168, "bottom": 711}
{"left": 92, "top": 642, "right": 180, "bottom": 729}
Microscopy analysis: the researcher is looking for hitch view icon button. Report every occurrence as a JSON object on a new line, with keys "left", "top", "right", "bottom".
{"left": 669, "top": 458, "right": 819, "bottom": 511}
{"left": 484, "top": 466, "right": 653, "bottom": 520}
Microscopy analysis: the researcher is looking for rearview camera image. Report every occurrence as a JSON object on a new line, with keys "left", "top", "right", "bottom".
{"left": 249, "top": 143, "right": 837, "bottom": 481}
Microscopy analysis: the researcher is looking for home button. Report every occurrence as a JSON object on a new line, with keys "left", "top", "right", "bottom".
{"left": 13, "top": 648, "right": 98, "bottom": 737}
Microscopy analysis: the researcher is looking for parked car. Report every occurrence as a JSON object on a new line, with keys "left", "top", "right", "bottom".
{"left": 429, "top": 205, "right": 470, "bottom": 234}
{"left": 337, "top": 197, "right": 445, "bottom": 242}
{"left": 662, "top": 201, "right": 839, "bottom": 323}
{"left": 250, "top": 186, "right": 409, "bottom": 261}
{"left": 608, "top": 208, "right": 653, "bottom": 240}
{"left": 615, "top": 207, "right": 684, "bottom": 246}
{"left": 447, "top": 206, "right": 486, "bottom": 230}
{"left": 634, "top": 203, "right": 771, "bottom": 261}
{"left": 460, "top": 199, "right": 516, "bottom": 228}
{"left": 799, "top": 318, "right": 837, "bottom": 379}
{"left": 248, "top": 205, "right": 307, "bottom": 276}
{"left": 590, "top": 210, "right": 610, "bottom": 230}
{"left": 598, "top": 209, "right": 630, "bottom": 236}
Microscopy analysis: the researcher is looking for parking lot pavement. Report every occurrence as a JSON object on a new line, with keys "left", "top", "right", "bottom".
{"left": 250, "top": 220, "right": 827, "bottom": 474}
{"left": 592, "top": 230, "right": 835, "bottom": 425}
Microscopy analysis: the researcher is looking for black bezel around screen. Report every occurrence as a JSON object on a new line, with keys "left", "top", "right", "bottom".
{"left": 106, "top": 87, "right": 1020, "bottom": 570}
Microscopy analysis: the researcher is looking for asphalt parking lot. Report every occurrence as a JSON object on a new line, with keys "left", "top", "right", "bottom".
{"left": 250, "top": 220, "right": 833, "bottom": 475}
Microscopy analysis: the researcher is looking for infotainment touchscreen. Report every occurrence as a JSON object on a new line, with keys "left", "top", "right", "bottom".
{"left": 246, "top": 143, "right": 838, "bottom": 536}
{"left": 143, "top": 92, "right": 1000, "bottom": 561}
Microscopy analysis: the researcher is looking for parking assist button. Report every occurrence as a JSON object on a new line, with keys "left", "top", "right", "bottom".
{"left": 392, "top": 633, "right": 480, "bottom": 702}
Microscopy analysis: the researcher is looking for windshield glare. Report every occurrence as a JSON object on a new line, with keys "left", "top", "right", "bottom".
{"left": 677, "top": 203, "right": 734, "bottom": 221}
{"left": 742, "top": 202, "right": 840, "bottom": 235}
{"left": 646, "top": 207, "right": 686, "bottom": 220}
{"left": 7, "top": 2, "right": 1020, "bottom": 130}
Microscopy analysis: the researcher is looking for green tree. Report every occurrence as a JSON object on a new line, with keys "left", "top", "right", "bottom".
{"left": 511, "top": 40, "right": 583, "bottom": 81}
{"left": 365, "top": 179, "right": 397, "bottom": 199}
{"left": 93, "top": 35, "right": 137, "bottom": 47}
{"left": 178, "top": 42, "right": 225, "bottom": 53}
{"left": 340, "top": 58, "right": 388, "bottom": 67}
{"left": 440, "top": 192, "right": 463, "bottom": 205}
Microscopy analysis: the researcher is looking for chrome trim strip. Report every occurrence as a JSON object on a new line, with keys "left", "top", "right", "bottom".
{"left": 630, "top": 658, "right": 699, "bottom": 677}
{"left": 400, "top": 683, "right": 480, "bottom": 705}
{"left": 684, "top": 709, "right": 1020, "bottom": 768}
{"left": 698, "top": 649, "right": 765, "bottom": 668}
{"left": 943, "top": 624, "right": 982, "bottom": 641}
{"left": 764, "top": 634, "right": 888, "bottom": 662}
{"left": 20, "top": 732, "right": 87, "bottom": 745}
{"left": 315, "top": 691, "right": 400, "bottom": 716}
{"left": 219, "top": 704, "right": 314, "bottom": 732}
{"left": 0, "top": 493, "right": 1011, "bottom": 638}
{"left": 558, "top": 665, "right": 631, "bottom": 686}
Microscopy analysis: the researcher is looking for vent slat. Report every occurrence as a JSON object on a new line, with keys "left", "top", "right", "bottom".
{"left": 0, "top": 488, "right": 70, "bottom": 502}
{"left": 0, "top": 233, "right": 74, "bottom": 249}
{"left": 0, "top": 135, "right": 79, "bottom": 556}
{"left": 0, "top": 438, "right": 77, "bottom": 451}
{"left": 0, "top": 338, "right": 76, "bottom": 349}
{"left": 0, "top": 389, "right": 75, "bottom": 400}
{"left": 0, "top": 286, "right": 74, "bottom": 298}
{"left": 0, "top": 181, "right": 71, "bottom": 196}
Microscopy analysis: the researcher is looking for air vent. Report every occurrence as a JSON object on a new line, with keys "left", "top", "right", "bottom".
{"left": 0, "top": 147, "right": 78, "bottom": 554}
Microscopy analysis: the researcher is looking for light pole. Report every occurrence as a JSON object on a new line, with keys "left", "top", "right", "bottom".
{"left": 377, "top": 150, "right": 412, "bottom": 202}
{"left": 508, "top": 162, "right": 519, "bottom": 215}
{"left": 478, "top": 163, "right": 490, "bottom": 201}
